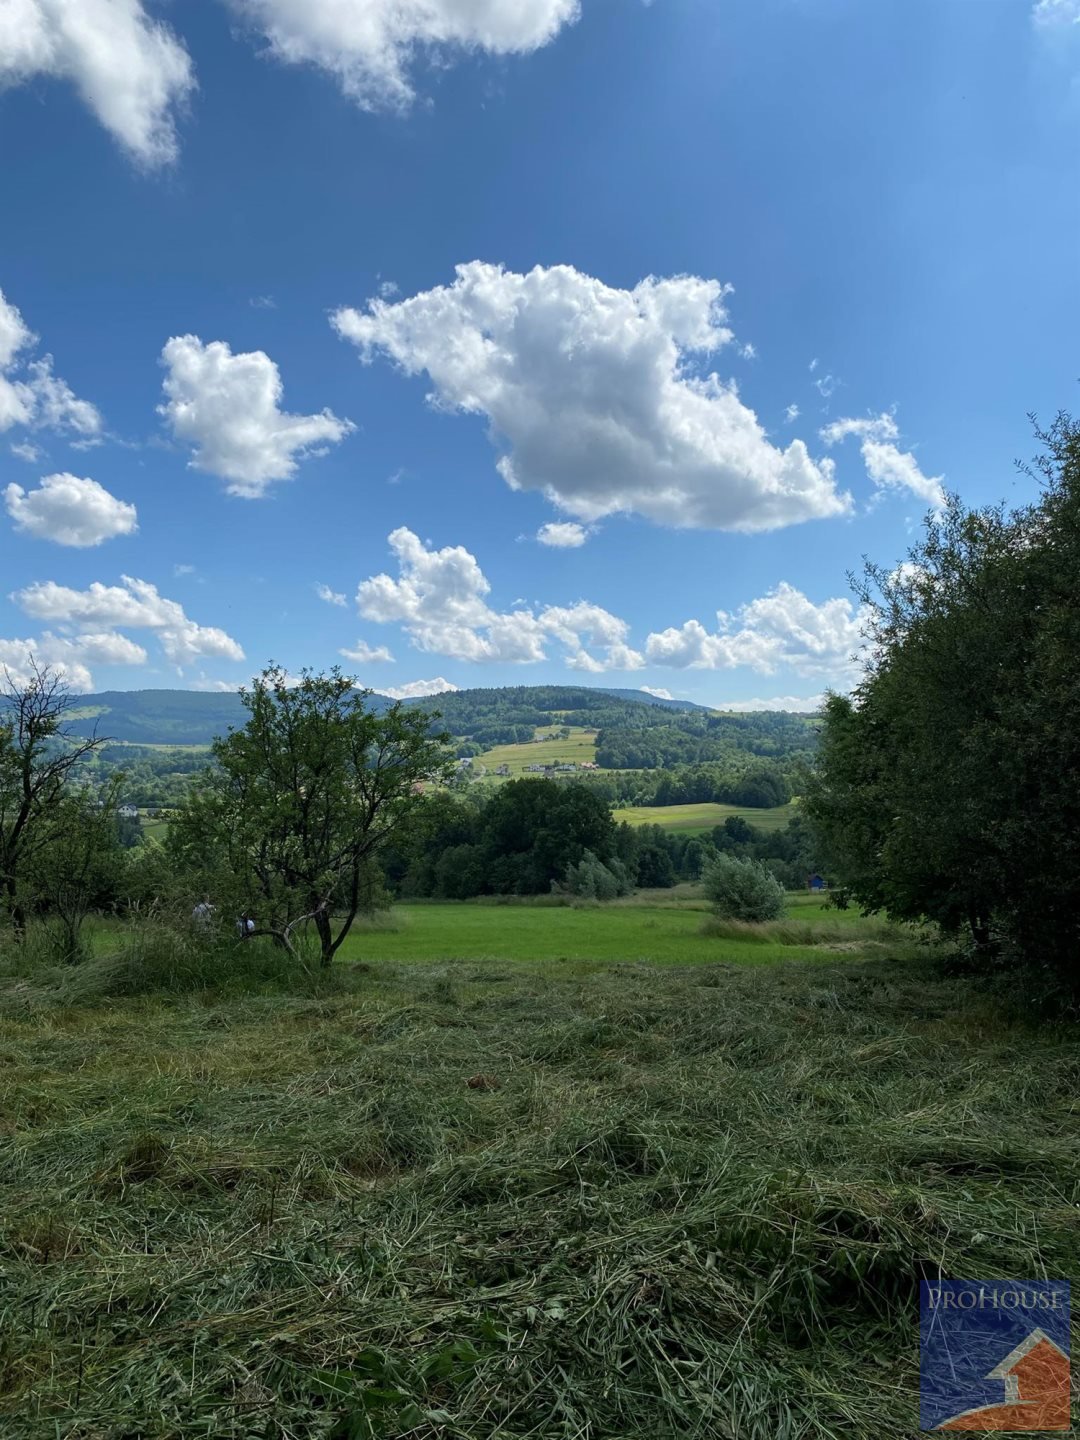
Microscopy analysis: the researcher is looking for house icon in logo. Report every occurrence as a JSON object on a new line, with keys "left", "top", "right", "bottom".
{"left": 935, "top": 1328, "right": 1070, "bottom": 1431}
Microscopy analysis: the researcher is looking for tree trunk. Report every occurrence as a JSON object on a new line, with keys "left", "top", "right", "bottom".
{"left": 315, "top": 907, "right": 334, "bottom": 969}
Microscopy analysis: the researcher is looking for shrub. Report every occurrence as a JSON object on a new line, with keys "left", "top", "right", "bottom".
{"left": 702, "top": 853, "right": 785, "bottom": 922}
{"left": 560, "top": 850, "right": 632, "bottom": 901}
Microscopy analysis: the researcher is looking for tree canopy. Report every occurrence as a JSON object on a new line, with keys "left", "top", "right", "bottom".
{"left": 805, "top": 414, "right": 1080, "bottom": 987}
{"left": 169, "top": 667, "right": 450, "bottom": 966}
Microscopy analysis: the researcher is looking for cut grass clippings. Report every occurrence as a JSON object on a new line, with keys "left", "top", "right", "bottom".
{"left": 0, "top": 928, "right": 1078, "bottom": 1437}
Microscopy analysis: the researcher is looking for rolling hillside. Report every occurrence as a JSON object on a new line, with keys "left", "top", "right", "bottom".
{"left": 59, "top": 685, "right": 708, "bottom": 747}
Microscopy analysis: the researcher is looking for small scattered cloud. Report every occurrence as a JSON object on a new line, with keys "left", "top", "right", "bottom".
{"left": 159, "top": 334, "right": 354, "bottom": 497}
{"left": 173, "top": 563, "right": 195, "bottom": 577}
{"left": 191, "top": 675, "right": 242, "bottom": 692}
{"left": 645, "top": 583, "right": 866, "bottom": 683}
{"left": 378, "top": 280, "right": 399, "bottom": 298}
{"left": 715, "top": 694, "right": 826, "bottom": 713}
{"left": 640, "top": 685, "right": 673, "bottom": 700}
{"left": 1033, "top": 0, "right": 1080, "bottom": 24}
{"left": 10, "top": 441, "right": 41, "bottom": 463}
{"left": 340, "top": 640, "right": 395, "bottom": 664}
{"left": 0, "top": 289, "right": 103, "bottom": 441}
{"left": 537, "top": 521, "right": 589, "bottom": 548}
{"left": 814, "top": 373, "right": 838, "bottom": 399}
{"left": 379, "top": 677, "right": 459, "bottom": 700}
{"left": 358, "top": 527, "right": 643, "bottom": 671}
{"left": 314, "top": 582, "right": 347, "bottom": 607}
{"left": 821, "top": 411, "right": 945, "bottom": 509}
{"left": 4, "top": 473, "right": 137, "bottom": 547}
{"left": 0, "top": 628, "right": 147, "bottom": 692}
{"left": 249, "top": 295, "right": 277, "bottom": 309}
{"left": 12, "top": 574, "right": 245, "bottom": 667}
{"left": 784, "top": 404, "right": 799, "bottom": 423}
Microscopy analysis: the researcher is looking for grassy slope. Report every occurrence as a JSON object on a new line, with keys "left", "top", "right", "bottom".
{"left": 474, "top": 726, "right": 598, "bottom": 776}
{"left": 618, "top": 801, "right": 798, "bottom": 833}
{"left": 1, "top": 918, "right": 1077, "bottom": 1438}
{"left": 334, "top": 895, "right": 867, "bottom": 967}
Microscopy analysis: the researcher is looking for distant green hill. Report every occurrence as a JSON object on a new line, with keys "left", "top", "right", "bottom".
{"left": 54, "top": 684, "right": 792, "bottom": 749}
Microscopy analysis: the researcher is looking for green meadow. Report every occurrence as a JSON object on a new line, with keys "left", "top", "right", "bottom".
{"left": 330, "top": 892, "right": 878, "bottom": 968}
{"left": 618, "top": 800, "right": 798, "bottom": 833}
{"left": 474, "top": 726, "right": 599, "bottom": 775}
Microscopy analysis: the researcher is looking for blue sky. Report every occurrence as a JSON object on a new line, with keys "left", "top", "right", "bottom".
{"left": 1, "top": 0, "right": 1078, "bottom": 707}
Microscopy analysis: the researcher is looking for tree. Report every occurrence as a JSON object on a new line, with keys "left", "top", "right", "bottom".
{"left": 0, "top": 663, "right": 108, "bottom": 937}
{"left": 476, "top": 780, "right": 616, "bottom": 894}
{"left": 169, "top": 667, "right": 451, "bottom": 967}
{"left": 28, "top": 785, "right": 125, "bottom": 962}
{"left": 804, "top": 412, "right": 1080, "bottom": 984}
{"left": 561, "top": 850, "right": 631, "bottom": 900}
{"left": 703, "top": 854, "right": 785, "bottom": 922}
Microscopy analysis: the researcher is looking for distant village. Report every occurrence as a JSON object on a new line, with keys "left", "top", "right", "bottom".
{"left": 456, "top": 757, "right": 599, "bottom": 778}
{"left": 455, "top": 728, "right": 601, "bottom": 780}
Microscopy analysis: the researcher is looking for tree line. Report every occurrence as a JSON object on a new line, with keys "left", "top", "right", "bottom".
{"left": 806, "top": 413, "right": 1080, "bottom": 992}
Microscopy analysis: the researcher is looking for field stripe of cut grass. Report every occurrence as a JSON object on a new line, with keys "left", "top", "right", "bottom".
{"left": 617, "top": 801, "right": 798, "bottom": 833}
{"left": 1, "top": 927, "right": 1077, "bottom": 1438}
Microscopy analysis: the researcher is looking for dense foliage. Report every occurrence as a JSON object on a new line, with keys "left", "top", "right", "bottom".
{"left": 702, "top": 853, "right": 786, "bottom": 922}
{"left": 168, "top": 668, "right": 450, "bottom": 966}
{"left": 381, "top": 780, "right": 816, "bottom": 899}
{"left": 805, "top": 414, "right": 1080, "bottom": 987}
{"left": 595, "top": 711, "right": 815, "bottom": 771}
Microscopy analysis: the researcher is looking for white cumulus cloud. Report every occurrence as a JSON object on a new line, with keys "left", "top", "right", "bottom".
{"left": 226, "top": 0, "right": 579, "bottom": 111}
{"left": 0, "top": 628, "right": 147, "bottom": 692}
{"left": 640, "top": 685, "right": 673, "bottom": 700}
{"left": 1033, "top": 0, "right": 1080, "bottom": 24}
{"left": 314, "top": 582, "right": 347, "bottom": 606}
{"left": 340, "top": 639, "right": 395, "bottom": 663}
{"left": 715, "top": 694, "right": 826, "bottom": 713}
{"left": 159, "top": 335, "right": 354, "bottom": 497}
{"left": 12, "top": 574, "right": 245, "bottom": 667}
{"left": 0, "top": 289, "right": 102, "bottom": 440}
{"left": 358, "top": 527, "right": 643, "bottom": 672}
{"left": 5, "top": 472, "right": 137, "bottom": 546}
{"left": 379, "top": 676, "right": 458, "bottom": 700}
{"left": 645, "top": 583, "right": 866, "bottom": 682}
{"left": 821, "top": 412, "right": 945, "bottom": 509}
{"left": 537, "top": 521, "right": 588, "bottom": 547}
{"left": 0, "top": 0, "right": 194, "bottom": 166}
{"left": 332, "top": 262, "right": 851, "bottom": 533}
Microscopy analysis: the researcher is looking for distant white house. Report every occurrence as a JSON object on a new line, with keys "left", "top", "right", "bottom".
{"left": 117, "top": 803, "right": 139, "bottom": 820}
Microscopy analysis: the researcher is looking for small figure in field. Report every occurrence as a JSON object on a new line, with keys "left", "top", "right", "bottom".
{"left": 192, "top": 896, "right": 214, "bottom": 927}
{"left": 237, "top": 913, "right": 256, "bottom": 938}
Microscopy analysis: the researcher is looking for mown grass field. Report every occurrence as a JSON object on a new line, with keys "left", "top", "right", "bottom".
{"left": 333, "top": 893, "right": 878, "bottom": 968}
{"left": 617, "top": 801, "right": 798, "bottom": 833}
{"left": 1, "top": 902, "right": 1078, "bottom": 1438}
{"left": 474, "top": 726, "right": 598, "bottom": 776}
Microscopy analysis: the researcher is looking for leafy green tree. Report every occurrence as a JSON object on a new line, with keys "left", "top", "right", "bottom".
{"left": 0, "top": 664, "right": 107, "bottom": 937}
{"left": 561, "top": 850, "right": 631, "bottom": 900}
{"left": 476, "top": 780, "right": 616, "bottom": 894}
{"left": 703, "top": 854, "right": 785, "bottom": 922}
{"left": 805, "top": 412, "right": 1080, "bottom": 983}
{"left": 28, "top": 785, "right": 125, "bottom": 962}
{"left": 170, "top": 667, "right": 450, "bottom": 967}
